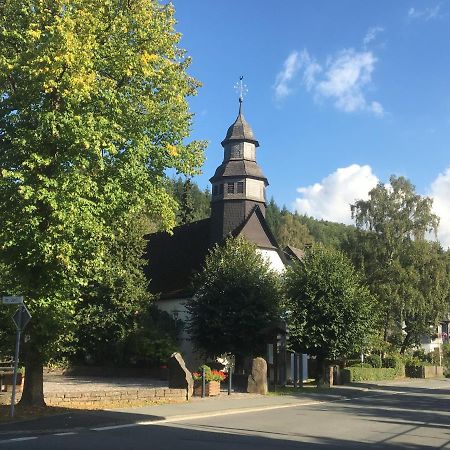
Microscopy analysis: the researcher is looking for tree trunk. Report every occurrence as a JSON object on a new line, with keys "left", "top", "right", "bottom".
{"left": 19, "top": 349, "right": 45, "bottom": 407}
{"left": 400, "top": 332, "right": 411, "bottom": 355}
{"left": 316, "top": 355, "right": 326, "bottom": 387}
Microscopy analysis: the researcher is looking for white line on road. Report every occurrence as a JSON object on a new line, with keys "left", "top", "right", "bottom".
{"left": 53, "top": 432, "right": 78, "bottom": 436}
{"left": 92, "top": 423, "right": 141, "bottom": 431}
{"left": 0, "top": 436, "right": 38, "bottom": 444}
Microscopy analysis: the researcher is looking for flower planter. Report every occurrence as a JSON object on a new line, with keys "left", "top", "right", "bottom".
{"left": 193, "top": 380, "right": 220, "bottom": 397}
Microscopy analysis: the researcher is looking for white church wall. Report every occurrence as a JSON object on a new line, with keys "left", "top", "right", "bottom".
{"left": 155, "top": 298, "right": 202, "bottom": 370}
{"left": 257, "top": 248, "right": 285, "bottom": 273}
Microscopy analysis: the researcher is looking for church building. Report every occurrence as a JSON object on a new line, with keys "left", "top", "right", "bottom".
{"left": 145, "top": 95, "right": 297, "bottom": 368}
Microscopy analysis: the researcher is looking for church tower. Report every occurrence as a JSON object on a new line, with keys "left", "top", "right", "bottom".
{"left": 210, "top": 87, "right": 268, "bottom": 243}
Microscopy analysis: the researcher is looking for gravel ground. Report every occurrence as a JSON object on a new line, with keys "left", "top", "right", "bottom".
{"left": 43, "top": 374, "right": 168, "bottom": 392}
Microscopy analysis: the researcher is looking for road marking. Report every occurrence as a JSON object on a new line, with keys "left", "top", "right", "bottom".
{"left": 92, "top": 423, "right": 140, "bottom": 431}
{"left": 53, "top": 432, "right": 77, "bottom": 436}
{"left": 138, "top": 400, "right": 328, "bottom": 425}
{"left": 0, "top": 436, "right": 38, "bottom": 444}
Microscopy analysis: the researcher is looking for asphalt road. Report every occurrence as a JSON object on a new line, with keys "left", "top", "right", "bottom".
{"left": 2, "top": 378, "right": 450, "bottom": 449}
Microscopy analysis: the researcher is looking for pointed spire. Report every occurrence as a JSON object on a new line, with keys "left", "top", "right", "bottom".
{"left": 223, "top": 76, "right": 258, "bottom": 147}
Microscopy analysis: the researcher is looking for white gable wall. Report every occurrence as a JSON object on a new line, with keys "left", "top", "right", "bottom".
{"left": 257, "top": 248, "right": 285, "bottom": 273}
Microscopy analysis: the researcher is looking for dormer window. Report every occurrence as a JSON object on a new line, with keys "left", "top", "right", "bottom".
{"left": 227, "top": 182, "right": 235, "bottom": 194}
{"left": 212, "top": 185, "right": 218, "bottom": 196}
{"left": 219, "top": 184, "right": 224, "bottom": 194}
{"left": 237, "top": 181, "right": 244, "bottom": 193}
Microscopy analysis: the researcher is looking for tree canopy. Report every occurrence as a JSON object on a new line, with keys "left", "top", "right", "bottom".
{"left": 349, "top": 176, "right": 449, "bottom": 352}
{"left": 284, "top": 244, "right": 376, "bottom": 368}
{"left": 187, "top": 237, "right": 281, "bottom": 363}
{"left": 0, "top": 0, "right": 205, "bottom": 405}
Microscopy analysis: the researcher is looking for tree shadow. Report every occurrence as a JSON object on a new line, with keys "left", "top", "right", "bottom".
{"left": 7, "top": 418, "right": 438, "bottom": 449}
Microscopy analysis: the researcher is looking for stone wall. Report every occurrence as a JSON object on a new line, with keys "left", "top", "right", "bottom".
{"left": 405, "top": 365, "right": 444, "bottom": 378}
{"left": 43, "top": 387, "right": 186, "bottom": 407}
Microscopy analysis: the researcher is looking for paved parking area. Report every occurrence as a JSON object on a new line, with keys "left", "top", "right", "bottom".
{"left": 43, "top": 374, "right": 167, "bottom": 392}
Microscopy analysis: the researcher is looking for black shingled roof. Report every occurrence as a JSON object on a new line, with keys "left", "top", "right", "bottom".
{"left": 144, "top": 219, "right": 212, "bottom": 299}
{"left": 210, "top": 159, "right": 268, "bottom": 183}
{"left": 145, "top": 207, "right": 287, "bottom": 300}
{"left": 221, "top": 110, "right": 259, "bottom": 147}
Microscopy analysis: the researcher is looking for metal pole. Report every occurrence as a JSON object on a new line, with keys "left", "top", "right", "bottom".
{"left": 10, "top": 307, "right": 22, "bottom": 418}
{"left": 293, "top": 353, "right": 298, "bottom": 388}
{"left": 299, "top": 353, "right": 304, "bottom": 388}
{"left": 201, "top": 367, "right": 206, "bottom": 398}
{"left": 227, "top": 366, "right": 233, "bottom": 395}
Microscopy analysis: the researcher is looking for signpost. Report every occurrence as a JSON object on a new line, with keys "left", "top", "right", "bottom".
{"left": 2, "top": 296, "right": 23, "bottom": 305}
{"left": 1, "top": 297, "right": 32, "bottom": 418}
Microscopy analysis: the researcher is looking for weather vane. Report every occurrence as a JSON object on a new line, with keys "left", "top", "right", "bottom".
{"left": 234, "top": 75, "right": 248, "bottom": 103}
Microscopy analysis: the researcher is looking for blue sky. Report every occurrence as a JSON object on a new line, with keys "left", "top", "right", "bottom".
{"left": 171, "top": 0, "right": 450, "bottom": 247}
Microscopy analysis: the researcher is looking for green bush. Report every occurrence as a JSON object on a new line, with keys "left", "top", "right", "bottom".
{"left": 403, "top": 355, "right": 432, "bottom": 367}
{"left": 347, "top": 362, "right": 372, "bottom": 368}
{"left": 413, "top": 349, "right": 432, "bottom": 363}
{"left": 342, "top": 366, "right": 404, "bottom": 383}
{"left": 443, "top": 343, "right": 450, "bottom": 377}
{"left": 366, "top": 354, "right": 382, "bottom": 368}
{"left": 346, "top": 359, "right": 363, "bottom": 367}
{"left": 383, "top": 354, "right": 405, "bottom": 377}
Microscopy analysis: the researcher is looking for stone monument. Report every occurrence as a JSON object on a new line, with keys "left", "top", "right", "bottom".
{"left": 247, "top": 357, "right": 268, "bottom": 394}
{"left": 168, "top": 352, "right": 194, "bottom": 399}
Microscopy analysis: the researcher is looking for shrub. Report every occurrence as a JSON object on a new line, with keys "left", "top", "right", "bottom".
{"left": 192, "top": 365, "right": 227, "bottom": 382}
{"left": 366, "top": 354, "right": 382, "bottom": 368}
{"left": 347, "top": 362, "right": 372, "bottom": 368}
{"left": 443, "top": 343, "right": 450, "bottom": 377}
{"left": 381, "top": 355, "right": 405, "bottom": 378}
{"left": 342, "top": 367, "right": 403, "bottom": 383}
{"left": 413, "top": 349, "right": 432, "bottom": 363}
{"left": 403, "top": 355, "right": 431, "bottom": 367}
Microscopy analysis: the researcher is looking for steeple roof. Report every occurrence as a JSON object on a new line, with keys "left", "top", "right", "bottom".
{"left": 221, "top": 102, "right": 259, "bottom": 147}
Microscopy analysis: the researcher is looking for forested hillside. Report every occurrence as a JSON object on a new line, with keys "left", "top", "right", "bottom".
{"left": 168, "top": 177, "right": 355, "bottom": 250}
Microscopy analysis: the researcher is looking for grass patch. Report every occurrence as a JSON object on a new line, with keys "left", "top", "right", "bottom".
{"left": 268, "top": 383, "right": 329, "bottom": 396}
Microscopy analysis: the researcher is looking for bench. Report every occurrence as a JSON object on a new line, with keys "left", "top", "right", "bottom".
{"left": 0, "top": 359, "right": 23, "bottom": 392}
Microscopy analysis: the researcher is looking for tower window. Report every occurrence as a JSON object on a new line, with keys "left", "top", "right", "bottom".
{"left": 219, "top": 184, "right": 224, "bottom": 194}
{"left": 237, "top": 182, "right": 244, "bottom": 193}
{"left": 212, "top": 185, "right": 218, "bottom": 196}
{"left": 227, "top": 182, "right": 235, "bottom": 194}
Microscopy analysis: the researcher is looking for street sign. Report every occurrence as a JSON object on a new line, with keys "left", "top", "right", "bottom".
{"left": 12, "top": 305, "right": 32, "bottom": 331}
{"left": 2, "top": 296, "right": 24, "bottom": 305}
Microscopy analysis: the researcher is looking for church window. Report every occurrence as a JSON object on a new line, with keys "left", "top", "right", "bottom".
{"left": 237, "top": 181, "right": 244, "bottom": 193}
{"left": 227, "top": 182, "right": 235, "bottom": 194}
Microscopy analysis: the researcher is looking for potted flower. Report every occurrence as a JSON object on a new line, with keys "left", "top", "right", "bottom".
{"left": 192, "top": 365, "right": 227, "bottom": 396}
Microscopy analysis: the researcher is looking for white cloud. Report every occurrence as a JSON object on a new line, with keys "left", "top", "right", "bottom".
{"left": 301, "top": 50, "right": 322, "bottom": 90}
{"left": 430, "top": 167, "right": 450, "bottom": 249}
{"left": 274, "top": 48, "right": 383, "bottom": 116}
{"left": 370, "top": 101, "right": 384, "bottom": 117}
{"left": 316, "top": 49, "right": 379, "bottom": 114}
{"left": 293, "top": 164, "right": 379, "bottom": 224}
{"left": 363, "top": 26, "right": 384, "bottom": 47}
{"left": 292, "top": 164, "right": 450, "bottom": 249}
{"left": 408, "top": 4, "right": 442, "bottom": 21}
{"left": 273, "top": 51, "right": 302, "bottom": 100}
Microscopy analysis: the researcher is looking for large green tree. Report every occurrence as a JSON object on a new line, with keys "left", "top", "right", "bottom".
{"left": 284, "top": 244, "right": 376, "bottom": 384}
{"left": 187, "top": 237, "right": 281, "bottom": 365}
{"left": 349, "top": 176, "right": 449, "bottom": 352}
{"left": 0, "top": 0, "right": 205, "bottom": 405}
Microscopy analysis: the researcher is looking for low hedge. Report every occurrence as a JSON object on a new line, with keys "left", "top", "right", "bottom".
{"left": 342, "top": 365, "right": 405, "bottom": 383}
